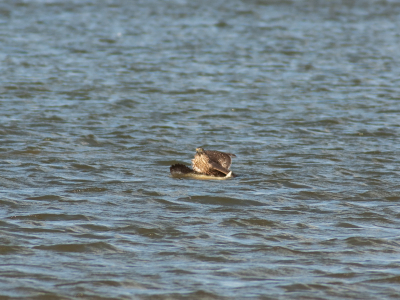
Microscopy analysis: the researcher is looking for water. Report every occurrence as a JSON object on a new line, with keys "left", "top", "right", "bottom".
{"left": 1, "top": 0, "right": 400, "bottom": 299}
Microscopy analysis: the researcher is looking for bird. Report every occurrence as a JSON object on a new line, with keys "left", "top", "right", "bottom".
{"left": 170, "top": 147, "right": 237, "bottom": 178}
{"left": 191, "top": 147, "right": 236, "bottom": 177}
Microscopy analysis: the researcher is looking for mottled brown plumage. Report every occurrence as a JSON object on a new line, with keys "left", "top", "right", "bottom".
{"left": 191, "top": 147, "right": 236, "bottom": 176}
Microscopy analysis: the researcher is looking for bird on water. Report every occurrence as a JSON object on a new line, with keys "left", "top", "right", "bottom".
{"left": 170, "top": 147, "right": 237, "bottom": 178}
{"left": 192, "top": 147, "right": 236, "bottom": 177}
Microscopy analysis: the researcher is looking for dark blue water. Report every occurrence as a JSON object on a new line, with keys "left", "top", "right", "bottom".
{"left": 1, "top": 0, "right": 400, "bottom": 299}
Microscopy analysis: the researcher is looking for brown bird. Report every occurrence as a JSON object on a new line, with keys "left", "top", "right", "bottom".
{"left": 191, "top": 147, "right": 236, "bottom": 177}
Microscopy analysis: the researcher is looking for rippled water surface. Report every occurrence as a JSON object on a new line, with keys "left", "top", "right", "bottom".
{"left": 1, "top": 0, "right": 400, "bottom": 299}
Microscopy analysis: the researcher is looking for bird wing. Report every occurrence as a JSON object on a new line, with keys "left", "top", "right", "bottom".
{"left": 205, "top": 150, "right": 235, "bottom": 169}
{"left": 208, "top": 160, "right": 231, "bottom": 175}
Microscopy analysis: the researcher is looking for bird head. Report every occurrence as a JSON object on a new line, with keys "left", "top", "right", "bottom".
{"left": 196, "top": 147, "right": 205, "bottom": 154}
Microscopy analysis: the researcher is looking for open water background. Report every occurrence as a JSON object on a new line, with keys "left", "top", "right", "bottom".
{"left": 1, "top": 0, "right": 400, "bottom": 299}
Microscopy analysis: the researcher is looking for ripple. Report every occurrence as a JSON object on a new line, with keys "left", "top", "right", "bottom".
{"left": 0, "top": 245, "right": 31, "bottom": 255}
{"left": 66, "top": 187, "right": 108, "bottom": 193}
{"left": 335, "top": 222, "right": 362, "bottom": 229}
{"left": 8, "top": 214, "right": 93, "bottom": 222}
{"left": 26, "top": 195, "right": 64, "bottom": 201}
{"left": 34, "top": 242, "right": 121, "bottom": 254}
{"left": 178, "top": 196, "right": 265, "bottom": 206}
{"left": 222, "top": 218, "right": 287, "bottom": 229}
{"left": 345, "top": 237, "right": 400, "bottom": 248}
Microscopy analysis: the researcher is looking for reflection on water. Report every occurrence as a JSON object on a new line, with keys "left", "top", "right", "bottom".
{"left": 1, "top": 0, "right": 400, "bottom": 299}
